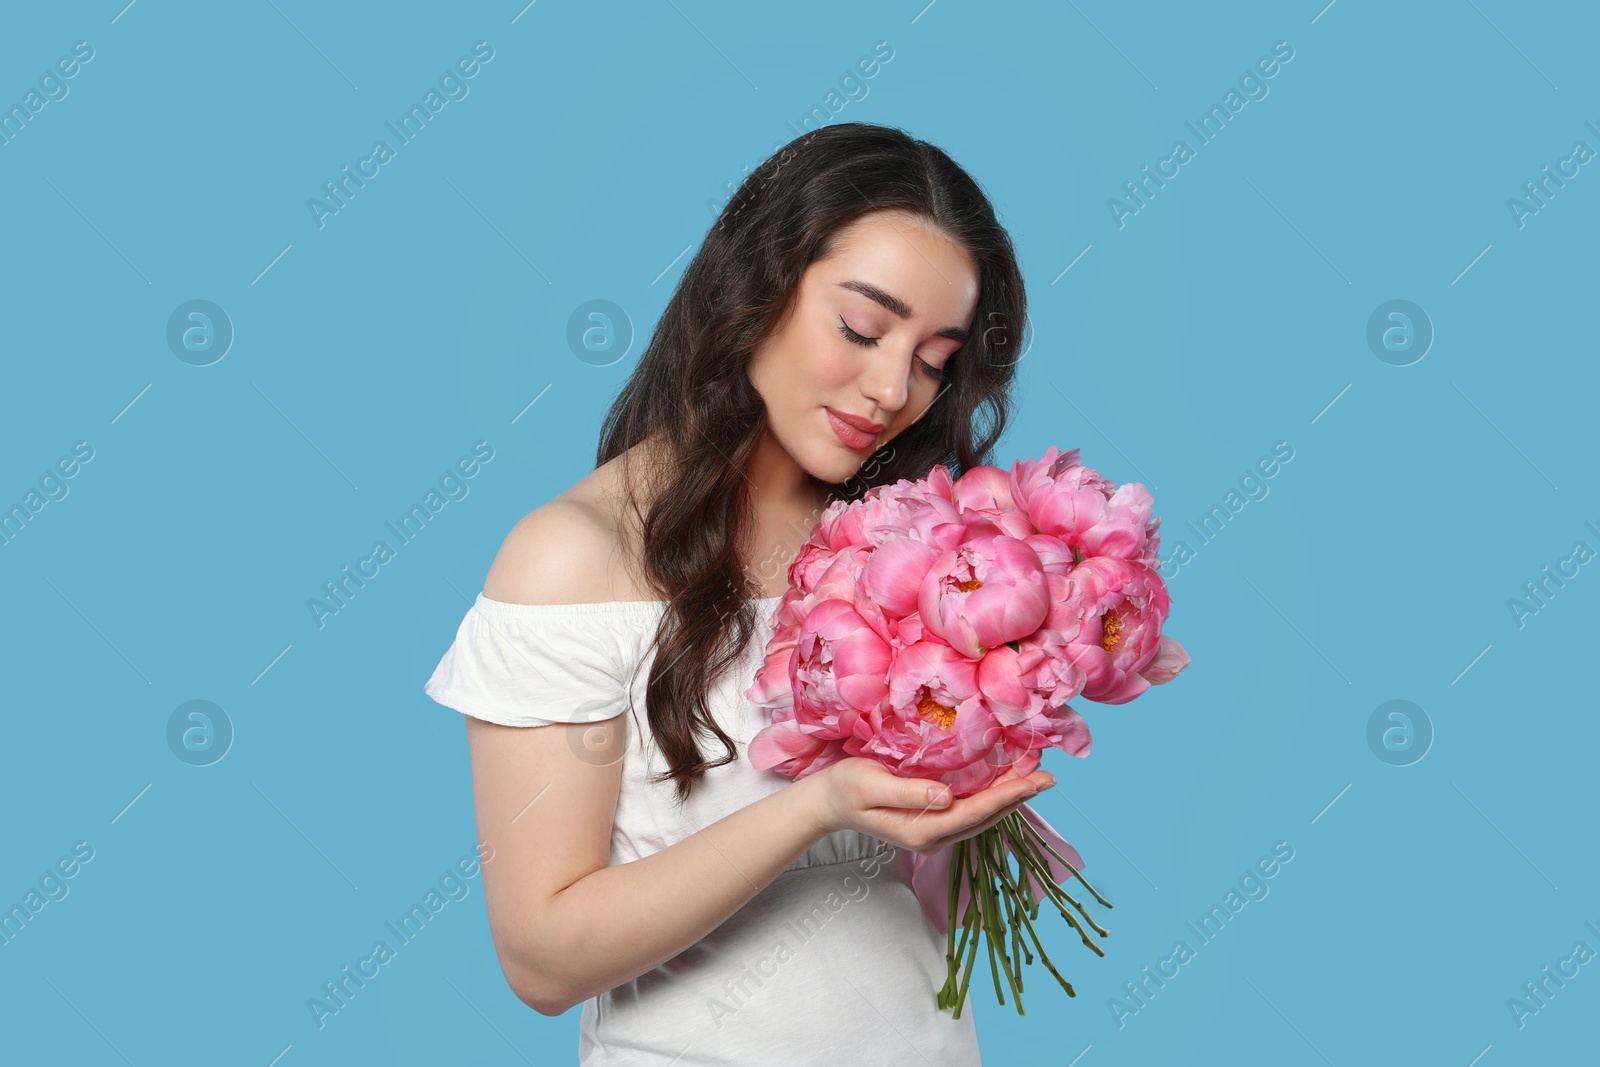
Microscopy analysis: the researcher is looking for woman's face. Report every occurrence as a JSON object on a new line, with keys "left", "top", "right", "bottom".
{"left": 748, "top": 210, "right": 980, "bottom": 485}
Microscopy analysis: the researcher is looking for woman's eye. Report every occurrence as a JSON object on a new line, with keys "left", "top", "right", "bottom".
{"left": 838, "top": 318, "right": 877, "bottom": 346}
{"left": 840, "top": 317, "right": 946, "bottom": 381}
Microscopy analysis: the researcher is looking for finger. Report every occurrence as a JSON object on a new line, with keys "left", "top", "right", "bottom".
{"left": 866, "top": 778, "right": 951, "bottom": 833}
{"left": 878, "top": 771, "right": 1047, "bottom": 848}
{"left": 896, "top": 773, "right": 1036, "bottom": 836}
{"left": 975, "top": 777, "right": 1041, "bottom": 818}
{"left": 908, "top": 781, "right": 1031, "bottom": 845}
{"left": 876, "top": 779, "right": 950, "bottom": 810}
{"left": 965, "top": 789, "right": 1037, "bottom": 839}
{"left": 997, "top": 769, "right": 1053, "bottom": 792}
{"left": 897, "top": 770, "right": 1040, "bottom": 814}
{"left": 924, "top": 801, "right": 1024, "bottom": 854}
{"left": 892, "top": 781, "right": 953, "bottom": 833}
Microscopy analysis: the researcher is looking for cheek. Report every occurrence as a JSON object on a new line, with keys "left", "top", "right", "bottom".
{"left": 755, "top": 331, "right": 831, "bottom": 410}
{"left": 798, "top": 318, "right": 865, "bottom": 385}
{"left": 813, "top": 356, "right": 857, "bottom": 392}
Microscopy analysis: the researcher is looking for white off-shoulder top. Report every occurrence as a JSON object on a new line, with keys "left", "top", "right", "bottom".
{"left": 424, "top": 592, "right": 983, "bottom": 1066}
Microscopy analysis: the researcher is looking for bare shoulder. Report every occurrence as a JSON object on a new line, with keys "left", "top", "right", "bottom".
{"left": 482, "top": 499, "right": 624, "bottom": 606}
{"left": 481, "top": 458, "right": 650, "bottom": 605}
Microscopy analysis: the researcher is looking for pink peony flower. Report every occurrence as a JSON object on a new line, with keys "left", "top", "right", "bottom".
{"left": 860, "top": 535, "right": 941, "bottom": 619}
{"left": 950, "top": 464, "right": 1036, "bottom": 541}
{"left": 1011, "top": 446, "right": 1162, "bottom": 568}
{"left": 917, "top": 534, "right": 1052, "bottom": 658}
{"left": 749, "top": 616, "right": 1094, "bottom": 799}
{"left": 950, "top": 464, "right": 1014, "bottom": 514}
{"left": 975, "top": 641, "right": 1088, "bottom": 726}
{"left": 1057, "top": 555, "right": 1179, "bottom": 704}
{"left": 819, "top": 470, "right": 966, "bottom": 552}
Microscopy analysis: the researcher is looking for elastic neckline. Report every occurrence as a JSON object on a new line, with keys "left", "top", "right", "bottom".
{"left": 473, "top": 592, "right": 784, "bottom": 617}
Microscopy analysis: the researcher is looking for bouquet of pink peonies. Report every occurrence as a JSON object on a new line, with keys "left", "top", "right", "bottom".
{"left": 745, "top": 447, "right": 1189, "bottom": 1018}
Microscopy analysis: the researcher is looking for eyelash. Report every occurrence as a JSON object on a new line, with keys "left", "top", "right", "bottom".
{"left": 837, "top": 319, "right": 946, "bottom": 381}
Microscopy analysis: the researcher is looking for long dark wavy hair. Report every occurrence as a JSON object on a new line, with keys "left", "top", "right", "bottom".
{"left": 596, "top": 121, "right": 1028, "bottom": 805}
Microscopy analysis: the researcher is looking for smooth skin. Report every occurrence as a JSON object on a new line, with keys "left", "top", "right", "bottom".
{"left": 467, "top": 209, "right": 1055, "bottom": 1016}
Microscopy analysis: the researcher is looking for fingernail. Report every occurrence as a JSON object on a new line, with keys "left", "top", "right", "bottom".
{"left": 1040, "top": 777, "right": 1056, "bottom": 790}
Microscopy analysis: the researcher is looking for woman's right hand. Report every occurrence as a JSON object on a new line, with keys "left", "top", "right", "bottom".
{"left": 803, "top": 757, "right": 1056, "bottom": 856}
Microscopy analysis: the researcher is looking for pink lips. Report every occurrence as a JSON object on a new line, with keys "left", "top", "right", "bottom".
{"left": 826, "top": 407, "right": 882, "bottom": 451}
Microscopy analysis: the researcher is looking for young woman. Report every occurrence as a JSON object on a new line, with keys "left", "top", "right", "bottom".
{"left": 425, "top": 122, "right": 1055, "bottom": 1064}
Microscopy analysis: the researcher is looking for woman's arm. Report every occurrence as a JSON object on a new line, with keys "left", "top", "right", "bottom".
{"left": 470, "top": 498, "right": 832, "bottom": 1014}
{"left": 468, "top": 716, "right": 1045, "bottom": 1016}
{"left": 466, "top": 713, "right": 834, "bottom": 1015}
{"left": 467, "top": 500, "right": 1051, "bottom": 1015}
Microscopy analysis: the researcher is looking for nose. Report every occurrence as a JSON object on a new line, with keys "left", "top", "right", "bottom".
{"left": 857, "top": 342, "right": 913, "bottom": 417}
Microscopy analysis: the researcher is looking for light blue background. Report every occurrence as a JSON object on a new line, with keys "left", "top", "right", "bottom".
{"left": 2, "top": 1, "right": 1595, "bottom": 1064}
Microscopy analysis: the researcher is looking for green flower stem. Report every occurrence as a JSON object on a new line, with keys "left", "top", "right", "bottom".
{"left": 1013, "top": 812, "right": 1114, "bottom": 909}
{"left": 998, "top": 825, "right": 1088, "bottom": 998}
{"left": 987, "top": 822, "right": 1076, "bottom": 1001}
{"left": 984, "top": 825, "right": 1039, "bottom": 968}
{"left": 934, "top": 812, "right": 1118, "bottom": 1018}
{"left": 980, "top": 828, "right": 1031, "bottom": 980}
{"left": 976, "top": 830, "right": 1024, "bottom": 1013}
{"left": 1005, "top": 852, "right": 1032, "bottom": 971}
{"left": 951, "top": 858, "right": 985, "bottom": 1020}
{"left": 975, "top": 835, "right": 1012, "bottom": 1006}
{"left": 1009, "top": 889, "right": 1078, "bottom": 999}
{"left": 1005, "top": 813, "right": 1112, "bottom": 938}
{"left": 998, "top": 822, "right": 1084, "bottom": 995}
{"left": 1000, "top": 817, "right": 1109, "bottom": 950}
{"left": 939, "top": 842, "right": 979, "bottom": 1011}
{"left": 945, "top": 838, "right": 963, "bottom": 989}
{"left": 942, "top": 843, "right": 984, "bottom": 1012}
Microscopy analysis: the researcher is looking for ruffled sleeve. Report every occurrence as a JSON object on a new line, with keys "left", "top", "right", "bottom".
{"left": 423, "top": 594, "right": 643, "bottom": 727}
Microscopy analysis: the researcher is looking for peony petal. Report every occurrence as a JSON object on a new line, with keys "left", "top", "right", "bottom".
{"left": 1139, "top": 635, "right": 1190, "bottom": 685}
{"left": 747, "top": 720, "right": 829, "bottom": 772}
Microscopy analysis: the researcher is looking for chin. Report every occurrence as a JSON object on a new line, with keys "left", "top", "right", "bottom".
{"left": 792, "top": 441, "right": 866, "bottom": 485}
{"left": 809, "top": 455, "right": 863, "bottom": 485}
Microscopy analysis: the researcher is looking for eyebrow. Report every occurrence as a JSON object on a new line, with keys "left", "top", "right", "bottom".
{"left": 836, "top": 280, "right": 970, "bottom": 344}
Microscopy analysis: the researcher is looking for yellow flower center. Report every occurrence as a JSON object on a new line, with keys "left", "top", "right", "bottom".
{"left": 955, "top": 577, "right": 982, "bottom": 592}
{"left": 1101, "top": 610, "right": 1122, "bottom": 652}
{"left": 917, "top": 687, "right": 957, "bottom": 730}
